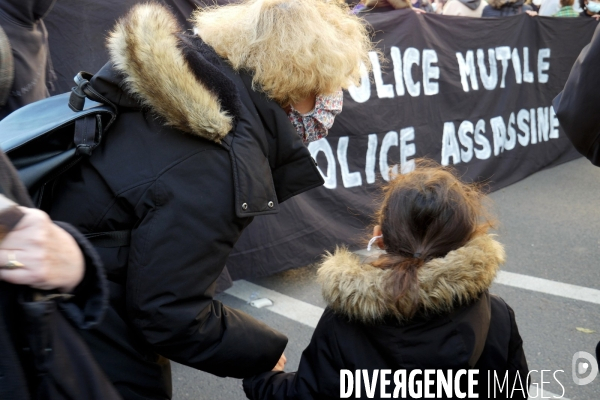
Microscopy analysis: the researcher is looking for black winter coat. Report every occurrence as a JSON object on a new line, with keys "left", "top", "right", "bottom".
{"left": 553, "top": 23, "right": 600, "bottom": 166}
{"left": 45, "top": 4, "right": 323, "bottom": 400}
{"left": 0, "top": 151, "right": 118, "bottom": 399}
{"left": 244, "top": 235, "right": 529, "bottom": 400}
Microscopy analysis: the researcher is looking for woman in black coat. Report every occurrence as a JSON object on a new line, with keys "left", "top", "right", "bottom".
{"left": 44, "top": 1, "right": 373, "bottom": 399}
{"left": 243, "top": 162, "right": 528, "bottom": 400}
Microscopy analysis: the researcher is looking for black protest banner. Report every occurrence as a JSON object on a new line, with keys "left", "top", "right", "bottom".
{"left": 227, "top": 11, "right": 597, "bottom": 279}
{"left": 46, "top": 0, "right": 215, "bottom": 94}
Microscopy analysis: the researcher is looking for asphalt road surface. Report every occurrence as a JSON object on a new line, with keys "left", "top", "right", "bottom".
{"left": 172, "top": 157, "right": 600, "bottom": 400}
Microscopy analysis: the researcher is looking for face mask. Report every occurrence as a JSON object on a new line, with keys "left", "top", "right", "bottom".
{"left": 532, "top": 0, "right": 542, "bottom": 6}
{"left": 367, "top": 235, "right": 383, "bottom": 252}
{"left": 287, "top": 90, "right": 343, "bottom": 143}
{"left": 588, "top": 1, "right": 600, "bottom": 12}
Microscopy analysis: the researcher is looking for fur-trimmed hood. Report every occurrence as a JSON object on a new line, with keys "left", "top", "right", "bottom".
{"left": 106, "top": 3, "right": 239, "bottom": 143}
{"left": 88, "top": 3, "right": 324, "bottom": 217}
{"left": 318, "top": 234, "right": 505, "bottom": 324}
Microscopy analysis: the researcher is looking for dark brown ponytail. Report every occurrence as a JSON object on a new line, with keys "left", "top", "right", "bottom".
{"left": 372, "top": 159, "right": 494, "bottom": 318}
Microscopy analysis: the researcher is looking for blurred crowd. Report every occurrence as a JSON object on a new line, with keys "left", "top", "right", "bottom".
{"left": 350, "top": 0, "right": 600, "bottom": 18}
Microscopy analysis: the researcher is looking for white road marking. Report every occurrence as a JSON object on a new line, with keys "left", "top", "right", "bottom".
{"left": 226, "top": 269, "right": 600, "bottom": 331}
{"left": 357, "top": 248, "right": 600, "bottom": 305}
{"left": 225, "top": 280, "right": 323, "bottom": 328}
{"left": 495, "top": 270, "right": 600, "bottom": 305}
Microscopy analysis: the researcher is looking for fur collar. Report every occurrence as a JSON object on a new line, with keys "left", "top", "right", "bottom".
{"left": 107, "top": 3, "right": 236, "bottom": 143}
{"left": 317, "top": 234, "right": 505, "bottom": 324}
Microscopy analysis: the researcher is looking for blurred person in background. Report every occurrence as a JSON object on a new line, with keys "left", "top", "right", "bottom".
{"left": 352, "top": 0, "right": 412, "bottom": 12}
{"left": 553, "top": 0, "right": 580, "bottom": 16}
{"left": 540, "top": 0, "right": 583, "bottom": 15}
{"left": 443, "top": 0, "right": 486, "bottom": 17}
{"left": 0, "top": 0, "right": 56, "bottom": 120}
{"left": 539, "top": 0, "right": 563, "bottom": 14}
{"left": 482, "top": 0, "right": 533, "bottom": 16}
{"left": 579, "top": 0, "right": 600, "bottom": 17}
{"left": 351, "top": 0, "right": 435, "bottom": 12}
{"left": 432, "top": 0, "right": 448, "bottom": 13}
{"left": 529, "top": 0, "right": 542, "bottom": 12}
{"left": 412, "top": 0, "right": 436, "bottom": 11}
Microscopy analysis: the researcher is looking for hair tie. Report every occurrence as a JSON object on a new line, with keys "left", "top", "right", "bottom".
{"left": 413, "top": 252, "right": 422, "bottom": 259}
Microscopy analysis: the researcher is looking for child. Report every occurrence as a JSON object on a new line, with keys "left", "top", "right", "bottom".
{"left": 243, "top": 160, "right": 528, "bottom": 400}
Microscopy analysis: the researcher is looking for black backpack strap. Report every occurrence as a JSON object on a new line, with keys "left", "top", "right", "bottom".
{"left": 68, "top": 71, "right": 118, "bottom": 159}
{"left": 69, "top": 72, "right": 117, "bottom": 122}
{"left": 84, "top": 230, "right": 131, "bottom": 248}
{"left": 74, "top": 114, "right": 102, "bottom": 156}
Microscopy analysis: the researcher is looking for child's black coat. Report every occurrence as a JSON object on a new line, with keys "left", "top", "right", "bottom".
{"left": 244, "top": 235, "right": 528, "bottom": 400}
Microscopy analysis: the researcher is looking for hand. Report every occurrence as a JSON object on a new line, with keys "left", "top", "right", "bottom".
{"left": 0, "top": 207, "right": 84, "bottom": 293}
{"left": 525, "top": 10, "right": 538, "bottom": 16}
{"left": 272, "top": 353, "right": 287, "bottom": 372}
{"left": 593, "top": 14, "right": 600, "bottom": 20}
{"left": 413, "top": 8, "right": 426, "bottom": 13}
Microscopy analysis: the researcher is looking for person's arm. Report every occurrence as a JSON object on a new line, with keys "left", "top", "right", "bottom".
{"left": 243, "top": 309, "right": 343, "bottom": 400}
{"left": 126, "top": 148, "right": 286, "bottom": 378}
{"left": 553, "top": 24, "right": 600, "bottom": 166}
{"left": 0, "top": 205, "right": 108, "bottom": 329}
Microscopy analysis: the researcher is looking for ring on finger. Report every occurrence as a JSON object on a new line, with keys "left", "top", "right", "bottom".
{"left": 1, "top": 253, "right": 24, "bottom": 270}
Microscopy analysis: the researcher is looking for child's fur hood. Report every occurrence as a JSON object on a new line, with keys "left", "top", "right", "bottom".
{"left": 317, "top": 234, "right": 505, "bottom": 323}
{"left": 107, "top": 3, "right": 238, "bottom": 143}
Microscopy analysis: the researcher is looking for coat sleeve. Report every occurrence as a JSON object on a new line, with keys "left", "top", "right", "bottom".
{"left": 125, "top": 148, "right": 287, "bottom": 378}
{"left": 54, "top": 221, "right": 108, "bottom": 330}
{"left": 487, "top": 298, "right": 528, "bottom": 399}
{"left": 505, "top": 303, "right": 529, "bottom": 392}
{"left": 243, "top": 309, "right": 343, "bottom": 400}
{"left": 553, "top": 24, "right": 600, "bottom": 167}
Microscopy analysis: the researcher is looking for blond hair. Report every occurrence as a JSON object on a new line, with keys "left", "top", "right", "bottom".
{"left": 193, "top": 0, "right": 373, "bottom": 106}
